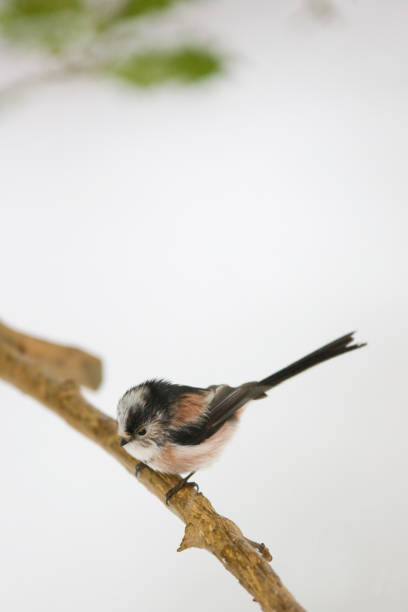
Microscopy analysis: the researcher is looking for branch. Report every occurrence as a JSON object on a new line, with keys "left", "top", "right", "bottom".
{"left": 0, "top": 323, "right": 305, "bottom": 612}
{"left": 0, "top": 321, "right": 102, "bottom": 389}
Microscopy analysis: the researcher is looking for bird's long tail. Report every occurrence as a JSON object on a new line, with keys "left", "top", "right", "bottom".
{"left": 258, "top": 332, "right": 366, "bottom": 390}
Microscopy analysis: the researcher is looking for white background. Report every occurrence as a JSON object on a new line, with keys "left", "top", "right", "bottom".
{"left": 1, "top": 1, "right": 407, "bottom": 610}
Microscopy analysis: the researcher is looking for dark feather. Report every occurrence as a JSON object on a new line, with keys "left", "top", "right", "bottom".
{"left": 170, "top": 332, "right": 365, "bottom": 446}
{"left": 169, "top": 384, "right": 262, "bottom": 445}
{"left": 258, "top": 332, "right": 366, "bottom": 389}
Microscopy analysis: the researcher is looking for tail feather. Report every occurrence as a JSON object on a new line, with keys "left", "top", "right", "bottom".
{"left": 258, "top": 332, "right": 366, "bottom": 390}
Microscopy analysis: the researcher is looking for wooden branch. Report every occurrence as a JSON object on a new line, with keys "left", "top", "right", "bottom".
{"left": 0, "top": 324, "right": 305, "bottom": 612}
{"left": 0, "top": 321, "right": 102, "bottom": 389}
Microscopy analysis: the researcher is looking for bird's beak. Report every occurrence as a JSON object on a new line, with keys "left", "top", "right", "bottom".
{"left": 120, "top": 438, "right": 128, "bottom": 447}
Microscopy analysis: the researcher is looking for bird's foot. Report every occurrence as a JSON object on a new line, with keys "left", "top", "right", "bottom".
{"left": 165, "top": 472, "right": 199, "bottom": 505}
{"left": 246, "top": 538, "right": 273, "bottom": 561}
{"left": 135, "top": 462, "right": 147, "bottom": 478}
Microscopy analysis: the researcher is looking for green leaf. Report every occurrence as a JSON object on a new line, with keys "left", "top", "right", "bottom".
{"left": 118, "top": 0, "right": 188, "bottom": 20}
{"left": 111, "top": 47, "right": 222, "bottom": 86}
{"left": 2, "top": 0, "right": 82, "bottom": 17}
{"left": 0, "top": 0, "right": 89, "bottom": 53}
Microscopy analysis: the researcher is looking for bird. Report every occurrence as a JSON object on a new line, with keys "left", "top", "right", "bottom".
{"left": 117, "top": 332, "right": 365, "bottom": 503}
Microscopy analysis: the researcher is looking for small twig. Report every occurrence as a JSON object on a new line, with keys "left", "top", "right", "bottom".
{"left": 0, "top": 323, "right": 305, "bottom": 612}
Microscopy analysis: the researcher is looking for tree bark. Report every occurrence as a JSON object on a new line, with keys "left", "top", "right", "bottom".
{"left": 0, "top": 322, "right": 102, "bottom": 389}
{"left": 0, "top": 322, "right": 305, "bottom": 612}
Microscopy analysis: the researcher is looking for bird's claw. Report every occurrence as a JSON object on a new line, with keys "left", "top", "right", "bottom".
{"left": 135, "top": 462, "right": 147, "bottom": 478}
{"left": 165, "top": 479, "right": 199, "bottom": 505}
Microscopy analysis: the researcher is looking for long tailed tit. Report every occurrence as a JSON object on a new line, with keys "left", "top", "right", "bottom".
{"left": 117, "top": 332, "right": 365, "bottom": 502}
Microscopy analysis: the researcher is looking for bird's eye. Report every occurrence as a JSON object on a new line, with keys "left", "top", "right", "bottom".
{"left": 137, "top": 428, "right": 147, "bottom": 436}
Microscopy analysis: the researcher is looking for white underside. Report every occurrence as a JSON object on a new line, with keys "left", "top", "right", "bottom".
{"left": 124, "top": 440, "right": 158, "bottom": 464}
{"left": 151, "top": 420, "right": 238, "bottom": 474}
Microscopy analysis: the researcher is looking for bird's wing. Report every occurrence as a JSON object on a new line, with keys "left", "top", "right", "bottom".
{"left": 169, "top": 383, "right": 263, "bottom": 446}
{"left": 205, "top": 384, "right": 255, "bottom": 430}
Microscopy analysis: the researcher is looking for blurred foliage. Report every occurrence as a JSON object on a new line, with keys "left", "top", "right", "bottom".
{"left": 2, "top": 0, "right": 82, "bottom": 16}
{"left": 0, "top": 0, "right": 222, "bottom": 91}
{"left": 0, "top": 0, "right": 88, "bottom": 52}
{"left": 112, "top": 47, "right": 221, "bottom": 86}
{"left": 117, "top": 0, "right": 187, "bottom": 20}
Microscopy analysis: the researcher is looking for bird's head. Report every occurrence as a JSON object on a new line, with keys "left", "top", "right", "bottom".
{"left": 117, "top": 382, "right": 168, "bottom": 463}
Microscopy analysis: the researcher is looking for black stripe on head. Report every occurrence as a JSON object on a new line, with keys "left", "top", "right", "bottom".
{"left": 125, "top": 409, "right": 146, "bottom": 437}
{"left": 123, "top": 379, "right": 179, "bottom": 436}
{"left": 123, "top": 379, "right": 206, "bottom": 438}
